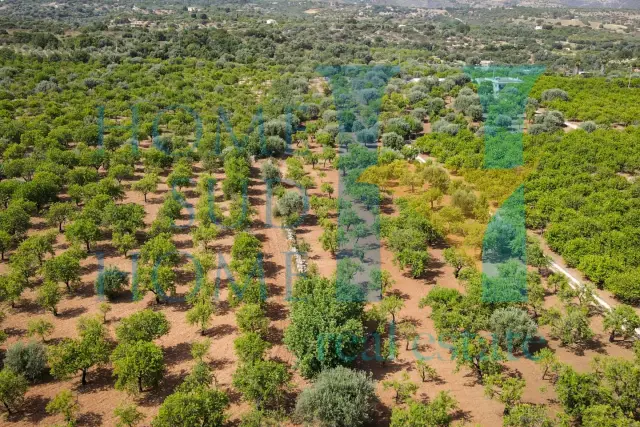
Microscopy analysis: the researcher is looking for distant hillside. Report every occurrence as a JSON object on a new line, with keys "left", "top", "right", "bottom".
{"left": 354, "top": 0, "right": 640, "bottom": 8}
{"left": 490, "top": 0, "right": 640, "bottom": 7}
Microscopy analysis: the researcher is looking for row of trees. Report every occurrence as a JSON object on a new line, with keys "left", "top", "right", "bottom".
{"left": 412, "top": 103, "right": 640, "bottom": 304}
{"left": 531, "top": 76, "right": 640, "bottom": 125}
{"left": 0, "top": 309, "right": 236, "bottom": 426}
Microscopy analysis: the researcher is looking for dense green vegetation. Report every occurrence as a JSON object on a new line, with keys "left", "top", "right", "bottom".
{"left": 531, "top": 76, "right": 640, "bottom": 125}
{"left": 526, "top": 128, "right": 640, "bottom": 299}
{"left": 416, "top": 122, "right": 640, "bottom": 302}
{"left": 0, "top": 1, "right": 638, "bottom": 426}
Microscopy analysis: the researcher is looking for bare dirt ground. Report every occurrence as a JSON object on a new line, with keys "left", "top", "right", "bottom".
{"left": 0, "top": 139, "right": 303, "bottom": 426}
{"left": 0, "top": 132, "right": 636, "bottom": 426}
{"left": 279, "top": 135, "right": 637, "bottom": 425}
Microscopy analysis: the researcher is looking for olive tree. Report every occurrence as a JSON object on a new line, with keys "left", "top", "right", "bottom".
{"left": 4, "top": 340, "right": 47, "bottom": 381}
{"left": 381, "top": 132, "right": 404, "bottom": 151}
{"left": 295, "top": 366, "right": 378, "bottom": 427}
{"left": 489, "top": 307, "right": 538, "bottom": 353}
{"left": 276, "top": 190, "right": 304, "bottom": 223}
{"left": 541, "top": 88, "right": 569, "bottom": 102}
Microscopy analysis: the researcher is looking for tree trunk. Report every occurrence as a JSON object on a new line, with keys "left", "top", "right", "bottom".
{"left": 86, "top": 241, "right": 91, "bottom": 252}
{"left": 474, "top": 359, "right": 483, "bottom": 382}
{"left": 59, "top": 222, "right": 63, "bottom": 233}
{"left": 138, "top": 376, "right": 143, "bottom": 393}
{"left": 144, "top": 193, "right": 147, "bottom": 203}
{"left": 53, "top": 307, "right": 58, "bottom": 316}
{"left": 82, "top": 368, "right": 87, "bottom": 385}
{"left": 3, "top": 400, "right": 11, "bottom": 415}
{"left": 609, "top": 331, "right": 616, "bottom": 342}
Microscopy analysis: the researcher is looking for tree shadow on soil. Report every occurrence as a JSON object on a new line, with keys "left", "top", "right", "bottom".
{"left": 8, "top": 395, "right": 51, "bottom": 424}
{"left": 72, "top": 366, "right": 115, "bottom": 394}
{"left": 207, "top": 323, "right": 236, "bottom": 338}
{"left": 265, "top": 301, "right": 287, "bottom": 321}
{"left": 163, "top": 341, "right": 194, "bottom": 366}
{"left": 77, "top": 411, "right": 103, "bottom": 427}
{"left": 137, "top": 371, "right": 186, "bottom": 407}
{"left": 58, "top": 306, "right": 88, "bottom": 319}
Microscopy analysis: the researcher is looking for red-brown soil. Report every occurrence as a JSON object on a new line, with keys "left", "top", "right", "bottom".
{"left": 0, "top": 135, "right": 636, "bottom": 426}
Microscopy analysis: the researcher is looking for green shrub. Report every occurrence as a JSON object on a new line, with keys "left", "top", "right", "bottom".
{"left": 4, "top": 340, "right": 47, "bottom": 381}
{"left": 96, "top": 266, "right": 129, "bottom": 298}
